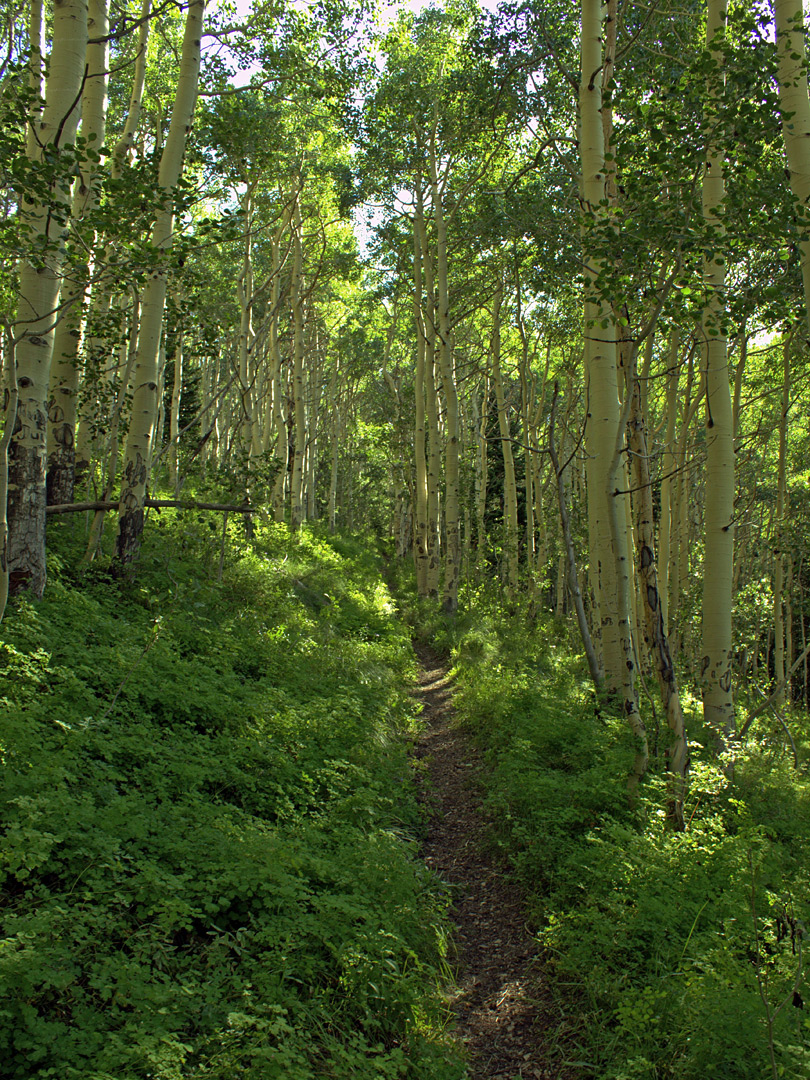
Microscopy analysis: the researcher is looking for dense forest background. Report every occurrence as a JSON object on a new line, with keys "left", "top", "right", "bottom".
{"left": 2, "top": 0, "right": 810, "bottom": 1077}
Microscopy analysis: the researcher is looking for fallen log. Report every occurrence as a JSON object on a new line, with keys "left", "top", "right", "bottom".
{"left": 46, "top": 499, "right": 256, "bottom": 514}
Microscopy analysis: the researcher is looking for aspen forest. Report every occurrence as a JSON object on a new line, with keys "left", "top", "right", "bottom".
{"left": 3, "top": 0, "right": 810, "bottom": 1076}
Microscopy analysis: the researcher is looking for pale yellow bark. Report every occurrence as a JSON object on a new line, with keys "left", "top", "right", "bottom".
{"left": 26, "top": 0, "right": 43, "bottom": 159}
{"left": 47, "top": 0, "right": 109, "bottom": 506}
{"left": 490, "top": 280, "right": 519, "bottom": 594}
{"left": 75, "top": 0, "right": 150, "bottom": 481}
{"left": 428, "top": 136, "right": 460, "bottom": 615}
{"left": 474, "top": 373, "right": 489, "bottom": 571}
{"left": 8, "top": 0, "right": 88, "bottom": 597}
{"left": 116, "top": 0, "right": 205, "bottom": 564}
{"left": 627, "top": 342, "right": 688, "bottom": 828}
{"left": 168, "top": 331, "right": 183, "bottom": 496}
{"left": 773, "top": 335, "right": 791, "bottom": 705}
{"left": 580, "top": 0, "right": 646, "bottom": 785}
{"left": 236, "top": 184, "right": 258, "bottom": 458}
{"left": 81, "top": 311, "right": 139, "bottom": 564}
{"left": 306, "top": 330, "right": 321, "bottom": 521}
{"left": 775, "top": 0, "right": 810, "bottom": 332}
{"left": 658, "top": 332, "right": 680, "bottom": 634}
{"left": 701, "top": 0, "right": 735, "bottom": 739}
{"left": 415, "top": 190, "right": 441, "bottom": 597}
{"left": 1, "top": 337, "right": 19, "bottom": 622}
{"left": 518, "top": 351, "right": 534, "bottom": 575}
{"left": 412, "top": 210, "right": 430, "bottom": 593}
{"left": 786, "top": 554, "right": 794, "bottom": 705}
{"left": 328, "top": 362, "right": 340, "bottom": 533}
{"left": 290, "top": 196, "right": 306, "bottom": 533}
{"left": 261, "top": 223, "right": 285, "bottom": 455}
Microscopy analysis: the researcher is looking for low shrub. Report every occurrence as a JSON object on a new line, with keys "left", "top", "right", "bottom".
{"left": 0, "top": 517, "right": 462, "bottom": 1080}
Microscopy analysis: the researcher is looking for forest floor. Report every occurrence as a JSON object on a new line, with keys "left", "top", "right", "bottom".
{"left": 412, "top": 645, "right": 577, "bottom": 1080}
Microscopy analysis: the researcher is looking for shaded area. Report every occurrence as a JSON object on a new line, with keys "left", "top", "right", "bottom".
{"left": 413, "top": 645, "right": 577, "bottom": 1080}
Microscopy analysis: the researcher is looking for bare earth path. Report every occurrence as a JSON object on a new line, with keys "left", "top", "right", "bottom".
{"left": 413, "top": 645, "right": 575, "bottom": 1080}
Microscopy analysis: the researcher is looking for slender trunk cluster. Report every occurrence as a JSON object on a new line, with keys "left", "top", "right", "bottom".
{"left": 8, "top": 0, "right": 89, "bottom": 597}
{"left": 579, "top": 0, "right": 647, "bottom": 787}
{"left": 116, "top": 0, "right": 206, "bottom": 566}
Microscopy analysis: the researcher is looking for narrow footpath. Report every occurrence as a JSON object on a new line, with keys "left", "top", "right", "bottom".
{"left": 413, "top": 645, "right": 576, "bottom": 1080}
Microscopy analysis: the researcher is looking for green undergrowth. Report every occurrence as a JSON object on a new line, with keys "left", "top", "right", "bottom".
{"left": 0, "top": 516, "right": 464, "bottom": 1080}
{"left": 404, "top": 577, "right": 810, "bottom": 1080}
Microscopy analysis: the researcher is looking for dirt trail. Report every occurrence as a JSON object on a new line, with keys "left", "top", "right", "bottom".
{"left": 413, "top": 645, "right": 574, "bottom": 1080}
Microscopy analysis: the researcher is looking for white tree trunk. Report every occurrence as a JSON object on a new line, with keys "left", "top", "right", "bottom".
{"left": 8, "top": 0, "right": 88, "bottom": 597}
{"left": 116, "top": 0, "right": 205, "bottom": 565}
{"left": 701, "top": 0, "right": 736, "bottom": 741}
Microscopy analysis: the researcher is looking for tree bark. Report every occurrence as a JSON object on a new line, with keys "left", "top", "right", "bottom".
{"left": 289, "top": 194, "right": 306, "bottom": 533}
{"left": 429, "top": 132, "right": 460, "bottom": 615}
{"left": 168, "top": 328, "right": 183, "bottom": 496}
{"left": 772, "top": 334, "right": 791, "bottom": 705}
{"left": 75, "top": 0, "right": 150, "bottom": 485}
{"left": 549, "top": 384, "right": 603, "bottom": 689}
{"left": 47, "top": 0, "right": 110, "bottom": 508}
{"left": 116, "top": 0, "right": 205, "bottom": 567}
{"left": 415, "top": 187, "right": 441, "bottom": 598}
{"left": 701, "top": 0, "right": 736, "bottom": 742}
{"left": 580, "top": 0, "right": 646, "bottom": 786}
{"left": 775, "top": 0, "right": 810, "bottom": 333}
{"left": 1, "top": 333, "right": 19, "bottom": 621}
{"left": 8, "top": 0, "right": 88, "bottom": 597}
{"left": 490, "top": 279, "right": 519, "bottom": 595}
{"left": 412, "top": 206, "right": 430, "bottom": 593}
{"left": 626, "top": 344, "right": 688, "bottom": 828}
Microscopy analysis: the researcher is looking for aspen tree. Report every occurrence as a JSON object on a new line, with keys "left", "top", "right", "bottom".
{"left": 260, "top": 219, "right": 286, "bottom": 455}
{"left": 773, "top": 334, "right": 791, "bottom": 705}
{"left": 289, "top": 194, "right": 306, "bottom": 533}
{"left": 530, "top": 340, "right": 553, "bottom": 581}
{"left": 80, "top": 294, "right": 140, "bottom": 562}
{"left": 328, "top": 355, "right": 341, "bottom": 532}
{"left": 549, "top": 384, "right": 602, "bottom": 688}
{"left": 1, "top": 333, "right": 18, "bottom": 622}
{"left": 168, "top": 329, "right": 183, "bottom": 496}
{"left": 26, "top": 0, "right": 43, "bottom": 159}
{"left": 116, "top": 0, "right": 205, "bottom": 566}
{"left": 75, "top": 0, "right": 150, "bottom": 484}
{"left": 518, "top": 337, "right": 535, "bottom": 577}
{"left": 786, "top": 555, "right": 794, "bottom": 705}
{"left": 412, "top": 203, "right": 430, "bottom": 594}
{"left": 2, "top": 0, "right": 40, "bottom": 612}
{"left": 8, "top": 0, "right": 88, "bottom": 597}
{"left": 46, "top": 0, "right": 109, "bottom": 507}
{"left": 658, "top": 332, "right": 681, "bottom": 635}
{"left": 775, "top": 0, "right": 810, "bottom": 332}
{"left": 415, "top": 186, "right": 441, "bottom": 597}
{"left": 236, "top": 181, "right": 258, "bottom": 460}
{"left": 626, "top": 339, "right": 688, "bottom": 827}
{"left": 490, "top": 278, "right": 519, "bottom": 594}
{"left": 701, "top": 0, "right": 735, "bottom": 740}
{"left": 580, "top": 0, "right": 646, "bottom": 784}
{"left": 669, "top": 350, "right": 703, "bottom": 645}
{"left": 270, "top": 206, "right": 291, "bottom": 521}
{"left": 306, "top": 325, "right": 321, "bottom": 521}
{"left": 474, "top": 371, "right": 489, "bottom": 570}
{"left": 429, "top": 115, "right": 460, "bottom": 615}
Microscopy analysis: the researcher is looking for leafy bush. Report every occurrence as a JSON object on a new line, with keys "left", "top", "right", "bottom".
{"left": 431, "top": 582, "right": 810, "bottom": 1080}
{"left": 0, "top": 517, "right": 462, "bottom": 1079}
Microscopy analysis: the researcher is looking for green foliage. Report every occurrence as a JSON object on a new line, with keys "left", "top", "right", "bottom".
{"left": 0, "top": 519, "right": 462, "bottom": 1079}
{"left": 425, "top": 582, "right": 810, "bottom": 1080}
